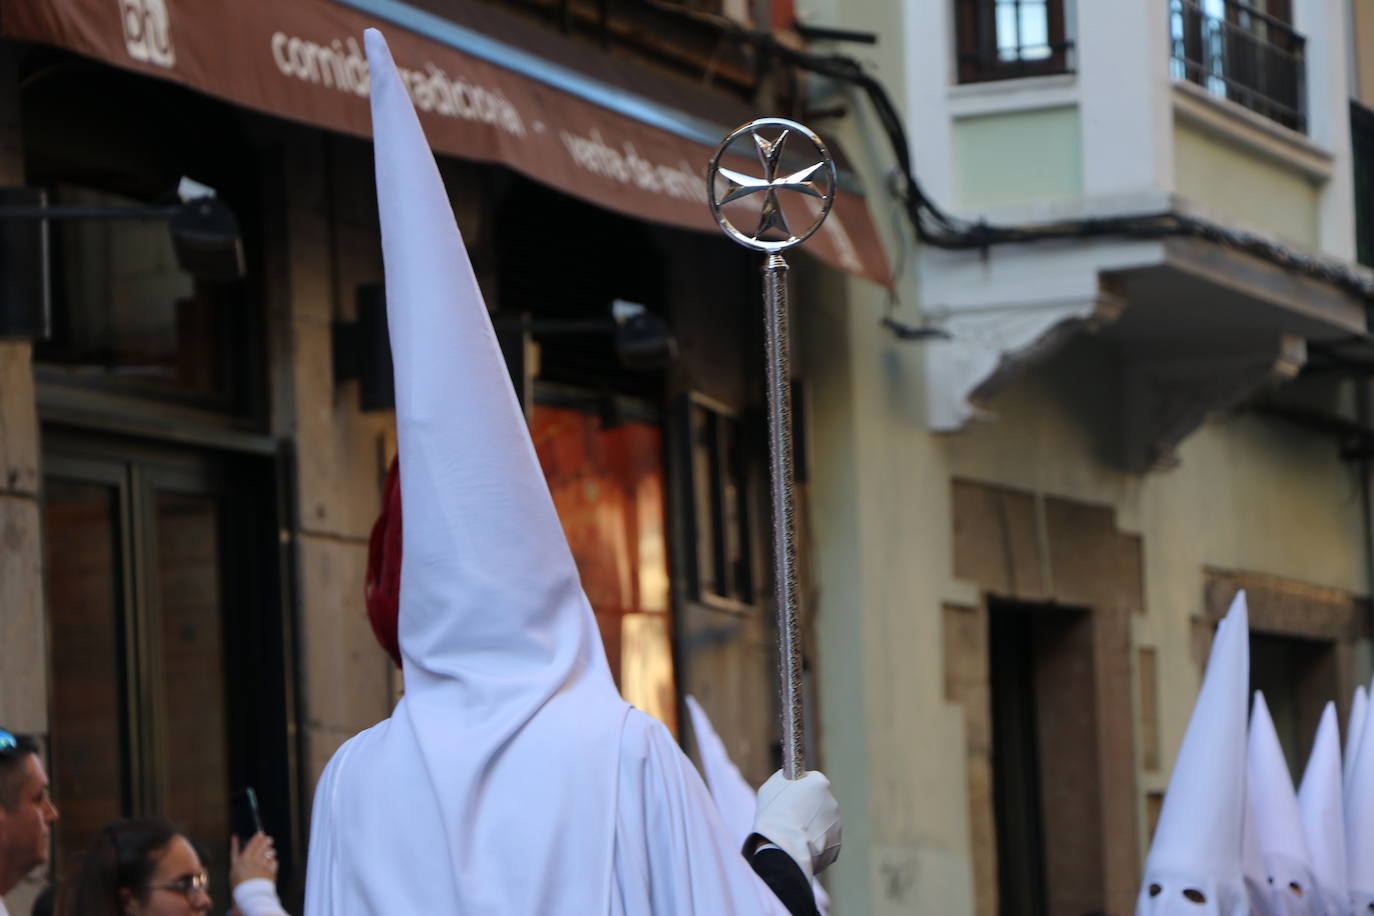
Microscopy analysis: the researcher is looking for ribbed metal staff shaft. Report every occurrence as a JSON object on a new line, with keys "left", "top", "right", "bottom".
{"left": 762, "top": 252, "right": 805, "bottom": 781}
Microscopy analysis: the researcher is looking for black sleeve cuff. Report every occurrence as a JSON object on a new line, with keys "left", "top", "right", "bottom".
{"left": 747, "top": 841, "right": 820, "bottom": 916}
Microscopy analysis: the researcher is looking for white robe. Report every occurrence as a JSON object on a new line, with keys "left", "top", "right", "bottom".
{"left": 302, "top": 29, "right": 790, "bottom": 916}
{"left": 305, "top": 705, "right": 788, "bottom": 914}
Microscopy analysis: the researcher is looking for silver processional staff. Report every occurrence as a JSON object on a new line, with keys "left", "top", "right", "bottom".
{"left": 706, "top": 118, "right": 838, "bottom": 781}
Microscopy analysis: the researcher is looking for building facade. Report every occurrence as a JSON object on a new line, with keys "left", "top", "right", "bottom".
{"left": 0, "top": 0, "right": 883, "bottom": 912}
{"left": 7, "top": 1, "right": 1374, "bottom": 915}
{"left": 802, "top": 0, "right": 1374, "bottom": 913}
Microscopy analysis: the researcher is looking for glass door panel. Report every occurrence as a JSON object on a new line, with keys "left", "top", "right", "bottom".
{"left": 150, "top": 488, "right": 230, "bottom": 892}
{"left": 44, "top": 449, "right": 235, "bottom": 902}
{"left": 43, "top": 474, "right": 129, "bottom": 879}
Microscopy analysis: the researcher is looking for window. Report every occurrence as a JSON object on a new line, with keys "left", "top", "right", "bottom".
{"left": 1170, "top": 0, "right": 1306, "bottom": 132}
{"left": 681, "top": 394, "right": 756, "bottom": 611}
{"left": 22, "top": 62, "right": 264, "bottom": 416}
{"left": 955, "top": 0, "right": 1073, "bottom": 84}
{"left": 36, "top": 184, "right": 253, "bottom": 411}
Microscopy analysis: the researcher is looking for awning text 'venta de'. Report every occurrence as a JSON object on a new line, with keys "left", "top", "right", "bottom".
{"left": 1, "top": 0, "right": 891, "bottom": 285}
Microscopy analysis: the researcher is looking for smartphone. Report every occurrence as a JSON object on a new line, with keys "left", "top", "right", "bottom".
{"left": 230, "top": 787, "right": 263, "bottom": 844}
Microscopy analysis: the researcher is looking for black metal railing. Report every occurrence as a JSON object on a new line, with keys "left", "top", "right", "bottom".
{"left": 1170, "top": 0, "right": 1306, "bottom": 132}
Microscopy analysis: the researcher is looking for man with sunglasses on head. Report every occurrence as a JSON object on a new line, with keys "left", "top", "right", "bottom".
{"left": 0, "top": 729, "right": 58, "bottom": 916}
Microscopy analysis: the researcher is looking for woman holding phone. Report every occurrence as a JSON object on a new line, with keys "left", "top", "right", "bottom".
{"left": 57, "top": 818, "right": 289, "bottom": 916}
{"left": 228, "top": 831, "right": 287, "bottom": 916}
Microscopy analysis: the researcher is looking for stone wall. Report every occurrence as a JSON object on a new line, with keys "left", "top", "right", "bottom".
{"left": 0, "top": 47, "right": 48, "bottom": 916}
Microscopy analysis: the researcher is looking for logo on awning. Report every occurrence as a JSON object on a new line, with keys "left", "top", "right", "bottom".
{"left": 119, "top": 0, "right": 175, "bottom": 69}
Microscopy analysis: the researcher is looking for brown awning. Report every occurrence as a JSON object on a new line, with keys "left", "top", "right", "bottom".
{"left": 0, "top": 0, "right": 890, "bottom": 285}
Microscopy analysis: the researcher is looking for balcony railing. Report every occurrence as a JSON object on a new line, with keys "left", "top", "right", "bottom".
{"left": 1169, "top": 0, "right": 1306, "bottom": 133}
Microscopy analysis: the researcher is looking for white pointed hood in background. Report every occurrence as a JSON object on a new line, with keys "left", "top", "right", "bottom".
{"left": 1346, "top": 685, "right": 1368, "bottom": 797}
{"left": 305, "top": 30, "right": 795, "bottom": 915}
{"left": 686, "top": 696, "right": 831, "bottom": 915}
{"left": 1136, "top": 592, "right": 1250, "bottom": 916}
{"left": 1242, "top": 774, "right": 1267, "bottom": 915}
{"left": 1298, "top": 702, "right": 1347, "bottom": 916}
{"left": 1246, "top": 691, "right": 1318, "bottom": 916}
{"left": 686, "top": 696, "right": 758, "bottom": 845}
{"left": 1347, "top": 675, "right": 1374, "bottom": 913}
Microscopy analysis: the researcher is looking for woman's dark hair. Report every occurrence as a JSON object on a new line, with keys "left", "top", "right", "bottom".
{"left": 59, "top": 817, "right": 179, "bottom": 916}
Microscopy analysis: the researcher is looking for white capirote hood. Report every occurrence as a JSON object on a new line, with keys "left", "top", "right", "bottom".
{"left": 1345, "top": 685, "right": 1367, "bottom": 796}
{"left": 1348, "top": 675, "right": 1374, "bottom": 913}
{"left": 304, "top": 29, "right": 796, "bottom": 916}
{"left": 1136, "top": 592, "right": 1250, "bottom": 916}
{"left": 304, "top": 28, "right": 627, "bottom": 913}
{"left": 1298, "top": 702, "right": 1347, "bottom": 916}
{"left": 1246, "top": 691, "right": 1317, "bottom": 916}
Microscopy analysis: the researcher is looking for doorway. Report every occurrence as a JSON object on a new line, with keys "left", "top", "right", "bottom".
{"left": 42, "top": 433, "right": 293, "bottom": 902}
{"left": 988, "top": 598, "right": 1104, "bottom": 916}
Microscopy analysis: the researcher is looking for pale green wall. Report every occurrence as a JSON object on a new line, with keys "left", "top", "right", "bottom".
{"left": 1173, "top": 120, "right": 1321, "bottom": 248}
{"left": 953, "top": 106, "right": 1083, "bottom": 209}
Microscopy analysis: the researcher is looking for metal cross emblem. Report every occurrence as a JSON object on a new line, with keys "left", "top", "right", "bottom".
{"left": 704, "top": 117, "right": 838, "bottom": 781}
{"left": 708, "top": 118, "right": 837, "bottom": 253}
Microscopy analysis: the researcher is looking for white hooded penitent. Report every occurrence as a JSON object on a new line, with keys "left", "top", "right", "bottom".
{"left": 1246, "top": 691, "right": 1318, "bottom": 916}
{"left": 1348, "top": 678, "right": 1374, "bottom": 914}
{"left": 303, "top": 29, "right": 793, "bottom": 915}
{"left": 1346, "top": 685, "right": 1368, "bottom": 797}
{"left": 1136, "top": 592, "right": 1250, "bottom": 916}
{"left": 1298, "top": 702, "right": 1347, "bottom": 916}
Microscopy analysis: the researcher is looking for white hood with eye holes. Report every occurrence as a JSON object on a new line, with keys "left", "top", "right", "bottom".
{"left": 1298, "top": 702, "right": 1347, "bottom": 916}
{"left": 1136, "top": 592, "right": 1250, "bottom": 916}
{"left": 1246, "top": 691, "right": 1318, "bottom": 916}
{"left": 1345, "top": 685, "right": 1368, "bottom": 795}
{"left": 1348, "top": 673, "right": 1374, "bottom": 916}
{"left": 302, "top": 29, "right": 796, "bottom": 916}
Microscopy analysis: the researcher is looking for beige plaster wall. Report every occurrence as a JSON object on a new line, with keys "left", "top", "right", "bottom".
{"left": 1173, "top": 120, "right": 1322, "bottom": 249}
{"left": 801, "top": 261, "right": 976, "bottom": 916}
{"left": 802, "top": 246, "right": 1367, "bottom": 912}
{"left": 946, "top": 336, "right": 1365, "bottom": 857}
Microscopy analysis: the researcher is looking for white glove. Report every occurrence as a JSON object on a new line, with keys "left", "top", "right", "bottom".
{"left": 748, "top": 769, "right": 841, "bottom": 883}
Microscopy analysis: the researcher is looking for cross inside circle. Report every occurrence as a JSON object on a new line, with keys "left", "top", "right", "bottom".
{"left": 708, "top": 118, "right": 837, "bottom": 253}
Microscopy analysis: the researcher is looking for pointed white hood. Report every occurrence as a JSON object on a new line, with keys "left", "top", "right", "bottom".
{"left": 301, "top": 30, "right": 630, "bottom": 913}
{"left": 1346, "top": 685, "right": 1368, "bottom": 798}
{"left": 1347, "top": 676, "right": 1374, "bottom": 913}
{"left": 1246, "top": 691, "right": 1318, "bottom": 916}
{"left": 686, "top": 697, "right": 831, "bottom": 914}
{"left": 368, "top": 27, "right": 612, "bottom": 698}
{"left": 1243, "top": 762, "right": 1269, "bottom": 915}
{"left": 1137, "top": 592, "right": 1250, "bottom": 916}
{"left": 1298, "top": 702, "right": 1347, "bottom": 916}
